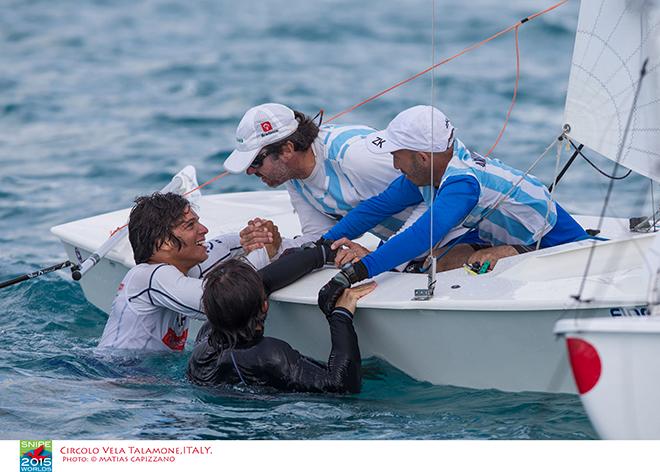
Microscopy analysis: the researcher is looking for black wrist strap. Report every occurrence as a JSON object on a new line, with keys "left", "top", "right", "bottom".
{"left": 340, "top": 260, "right": 369, "bottom": 284}
{"left": 330, "top": 306, "right": 354, "bottom": 320}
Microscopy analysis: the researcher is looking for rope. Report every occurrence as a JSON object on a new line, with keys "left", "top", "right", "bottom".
{"left": 432, "top": 135, "right": 560, "bottom": 263}
{"left": 183, "top": 171, "right": 229, "bottom": 195}
{"left": 108, "top": 171, "right": 231, "bottom": 236}
{"left": 325, "top": 0, "right": 568, "bottom": 124}
{"left": 484, "top": 24, "right": 521, "bottom": 157}
{"left": 537, "top": 137, "right": 564, "bottom": 250}
{"left": 578, "top": 152, "right": 633, "bottom": 180}
{"left": 181, "top": 0, "right": 568, "bottom": 195}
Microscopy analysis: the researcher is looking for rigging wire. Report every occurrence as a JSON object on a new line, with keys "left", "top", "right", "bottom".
{"left": 431, "top": 135, "right": 560, "bottom": 264}
{"left": 427, "top": 0, "right": 438, "bottom": 293}
{"left": 573, "top": 59, "right": 650, "bottom": 304}
{"left": 652, "top": 181, "right": 657, "bottom": 230}
{"left": 187, "top": 0, "right": 568, "bottom": 195}
{"left": 325, "top": 0, "right": 568, "bottom": 124}
{"left": 536, "top": 137, "right": 565, "bottom": 251}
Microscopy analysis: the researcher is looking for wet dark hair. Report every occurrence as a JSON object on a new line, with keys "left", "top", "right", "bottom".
{"left": 260, "top": 110, "right": 320, "bottom": 157}
{"left": 202, "top": 259, "right": 267, "bottom": 350}
{"left": 128, "top": 192, "right": 190, "bottom": 264}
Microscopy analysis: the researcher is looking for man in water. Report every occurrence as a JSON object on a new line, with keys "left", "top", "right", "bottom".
{"left": 99, "top": 192, "right": 339, "bottom": 352}
{"left": 188, "top": 259, "right": 375, "bottom": 393}
{"left": 224, "top": 103, "right": 466, "bottom": 265}
{"left": 317, "top": 105, "right": 588, "bottom": 309}
{"left": 98, "top": 192, "right": 275, "bottom": 352}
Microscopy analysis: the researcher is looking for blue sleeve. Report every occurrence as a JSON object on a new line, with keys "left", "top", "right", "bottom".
{"left": 323, "top": 175, "right": 424, "bottom": 241}
{"left": 361, "top": 175, "right": 480, "bottom": 277}
{"left": 539, "top": 202, "right": 589, "bottom": 247}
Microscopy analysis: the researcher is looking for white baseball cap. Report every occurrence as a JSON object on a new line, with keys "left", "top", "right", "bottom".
{"left": 366, "top": 105, "right": 455, "bottom": 154}
{"left": 224, "top": 103, "right": 299, "bottom": 173}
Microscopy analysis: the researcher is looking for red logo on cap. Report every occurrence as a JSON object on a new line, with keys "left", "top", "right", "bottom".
{"left": 260, "top": 121, "right": 273, "bottom": 133}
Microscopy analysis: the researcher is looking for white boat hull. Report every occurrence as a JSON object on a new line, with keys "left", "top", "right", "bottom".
{"left": 52, "top": 190, "right": 655, "bottom": 394}
{"left": 268, "top": 295, "right": 612, "bottom": 393}
{"left": 555, "top": 317, "right": 660, "bottom": 439}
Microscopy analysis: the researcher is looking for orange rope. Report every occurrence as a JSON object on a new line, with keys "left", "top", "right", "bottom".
{"left": 184, "top": 0, "right": 568, "bottom": 193}
{"left": 110, "top": 224, "right": 127, "bottom": 236}
{"left": 484, "top": 25, "right": 520, "bottom": 157}
{"left": 183, "top": 171, "right": 229, "bottom": 195}
{"left": 326, "top": 0, "right": 568, "bottom": 124}
{"left": 108, "top": 171, "right": 230, "bottom": 236}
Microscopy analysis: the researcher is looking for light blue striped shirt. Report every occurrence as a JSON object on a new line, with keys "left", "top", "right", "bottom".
{"left": 441, "top": 139, "right": 557, "bottom": 246}
{"left": 285, "top": 124, "right": 415, "bottom": 242}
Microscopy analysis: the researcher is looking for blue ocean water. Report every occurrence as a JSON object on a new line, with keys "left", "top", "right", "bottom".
{"left": 4, "top": 0, "right": 650, "bottom": 440}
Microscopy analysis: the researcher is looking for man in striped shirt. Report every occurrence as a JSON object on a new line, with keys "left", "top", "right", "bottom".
{"left": 317, "top": 105, "right": 588, "bottom": 304}
{"left": 223, "top": 103, "right": 466, "bottom": 263}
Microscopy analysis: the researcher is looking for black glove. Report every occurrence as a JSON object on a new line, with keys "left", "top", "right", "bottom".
{"left": 314, "top": 238, "right": 337, "bottom": 265}
{"left": 338, "top": 260, "right": 368, "bottom": 284}
{"left": 317, "top": 270, "right": 351, "bottom": 316}
{"left": 317, "top": 261, "right": 369, "bottom": 316}
{"left": 279, "top": 238, "right": 338, "bottom": 271}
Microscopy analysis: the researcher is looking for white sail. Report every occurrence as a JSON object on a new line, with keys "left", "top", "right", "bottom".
{"left": 563, "top": 0, "right": 660, "bottom": 182}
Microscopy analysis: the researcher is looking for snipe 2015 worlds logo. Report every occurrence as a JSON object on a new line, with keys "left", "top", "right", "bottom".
{"left": 20, "top": 440, "right": 52, "bottom": 472}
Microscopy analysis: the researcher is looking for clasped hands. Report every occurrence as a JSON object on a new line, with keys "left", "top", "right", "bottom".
{"left": 239, "top": 217, "right": 282, "bottom": 259}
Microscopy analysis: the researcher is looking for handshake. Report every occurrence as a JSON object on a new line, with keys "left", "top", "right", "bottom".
{"left": 315, "top": 238, "right": 371, "bottom": 316}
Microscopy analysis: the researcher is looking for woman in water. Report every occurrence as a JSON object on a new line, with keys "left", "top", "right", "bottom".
{"left": 187, "top": 258, "right": 375, "bottom": 393}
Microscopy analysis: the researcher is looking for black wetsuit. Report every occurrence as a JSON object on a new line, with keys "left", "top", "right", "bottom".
{"left": 187, "top": 243, "right": 362, "bottom": 393}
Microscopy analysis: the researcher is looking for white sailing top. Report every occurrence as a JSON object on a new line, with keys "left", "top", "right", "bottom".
{"left": 98, "top": 234, "right": 269, "bottom": 352}
{"left": 281, "top": 124, "right": 424, "bottom": 254}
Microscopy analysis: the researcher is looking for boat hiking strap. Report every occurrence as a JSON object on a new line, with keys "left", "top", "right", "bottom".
{"left": 189, "top": 0, "right": 569, "bottom": 195}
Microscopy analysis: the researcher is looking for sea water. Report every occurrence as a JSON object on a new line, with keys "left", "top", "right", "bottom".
{"left": 2, "top": 0, "right": 649, "bottom": 440}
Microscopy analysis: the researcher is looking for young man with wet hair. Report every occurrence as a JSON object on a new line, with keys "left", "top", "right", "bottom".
{"left": 224, "top": 103, "right": 463, "bottom": 263}
{"left": 187, "top": 259, "right": 375, "bottom": 393}
{"left": 99, "top": 192, "right": 339, "bottom": 352}
{"left": 98, "top": 192, "right": 273, "bottom": 352}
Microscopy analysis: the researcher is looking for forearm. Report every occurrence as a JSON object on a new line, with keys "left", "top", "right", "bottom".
{"left": 286, "top": 307, "right": 361, "bottom": 393}
{"left": 360, "top": 218, "right": 437, "bottom": 277}
{"left": 324, "top": 307, "right": 361, "bottom": 393}
{"left": 258, "top": 244, "right": 326, "bottom": 295}
{"left": 361, "top": 176, "right": 480, "bottom": 278}
{"left": 324, "top": 175, "right": 422, "bottom": 241}
{"left": 275, "top": 233, "right": 321, "bottom": 258}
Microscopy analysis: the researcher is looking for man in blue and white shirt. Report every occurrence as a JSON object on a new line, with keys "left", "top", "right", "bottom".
{"left": 223, "top": 103, "right": 466, "bottom": 261}
{"left": 317, "top": 105, "right": 588, "bottom": 299}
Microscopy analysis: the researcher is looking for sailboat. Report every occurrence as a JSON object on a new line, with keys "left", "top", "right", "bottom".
{"left": 554, "top": 0, "right": 660, "bottom": 439}
{"left": 51, "top": 0, "right": 660, "bottom": 395}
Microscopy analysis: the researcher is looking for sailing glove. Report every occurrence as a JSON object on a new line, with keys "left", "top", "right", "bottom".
{"left": 317, "top": 261, "right": 369, "bottom": 316}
